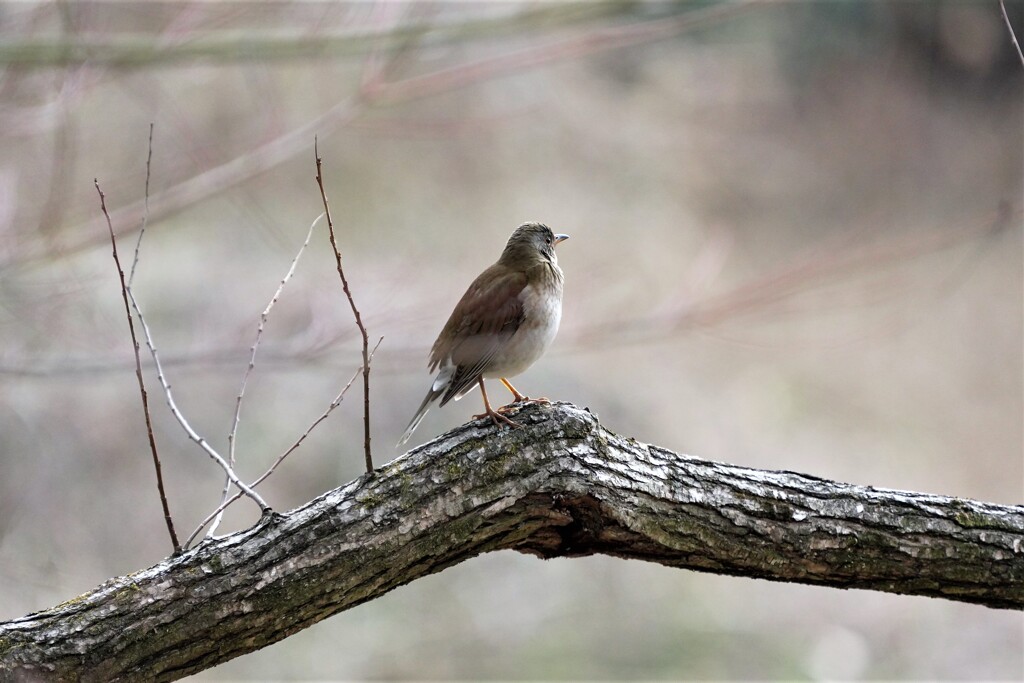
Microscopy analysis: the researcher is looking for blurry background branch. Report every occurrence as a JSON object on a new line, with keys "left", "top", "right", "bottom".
{"left": 0, "top": 1, "right": 761, "bottom": 273}
{"left": 0, "top": 3, "right": 622, "bottom": 67}
{"left": 0, "top": 204, "right": 1012, "bottom": 378}
{"left": 1, "top": 402, "right": 1020, "bottom": 681}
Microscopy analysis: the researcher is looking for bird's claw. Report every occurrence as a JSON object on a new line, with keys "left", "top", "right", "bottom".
{"left": 502, "top": 396, "right": 549, "bottom": 411}
{"left": 473, "top": 409, "right": 522, "bottom": 429}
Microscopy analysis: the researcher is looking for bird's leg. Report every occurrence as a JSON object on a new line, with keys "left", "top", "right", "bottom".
{"left": 498, "top": 378, "right": 549, "bottom": 411}
{"left": 500, "top": 378, "right": 528, "bottom": 402}
{"left": 472, "top": 378, "right": 521, "bottom": 429}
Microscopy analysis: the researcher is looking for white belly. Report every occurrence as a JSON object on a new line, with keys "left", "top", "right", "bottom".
{"left": 482, "top": 278, "right": 562, "bottom": 379}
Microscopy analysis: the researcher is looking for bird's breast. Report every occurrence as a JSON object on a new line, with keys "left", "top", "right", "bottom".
{"left": 482, "top": 275, "right": 563, "bottom": 378}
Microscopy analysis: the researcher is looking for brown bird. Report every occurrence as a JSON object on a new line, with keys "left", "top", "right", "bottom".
{"left": 398, "top": 222, "right": 569, "bottom": 446}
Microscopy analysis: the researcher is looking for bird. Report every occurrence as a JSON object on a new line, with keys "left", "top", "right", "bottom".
{"left": 398, "top": 222, "right": 569, "bottom": 446}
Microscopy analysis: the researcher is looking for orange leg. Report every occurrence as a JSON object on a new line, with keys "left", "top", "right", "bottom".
{"left": 472, "top": 378, "right": 521, "bottom": 429}
{"left": 498, "top": 378, "right": 550, "bottom": 411}
{"left": 500, "top": 378, "right": 527, "bottom": 402}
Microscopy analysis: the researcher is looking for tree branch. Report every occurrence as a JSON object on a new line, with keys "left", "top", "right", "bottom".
{"left": 1, "top": 402, "right": 1020, "bottom": 681}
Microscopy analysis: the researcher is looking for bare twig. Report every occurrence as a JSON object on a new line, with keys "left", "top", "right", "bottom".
{"left": 259, "top": 337, "right": 380, "bottom": 483}
{"left": 94, "top": 178, "right": 181, "bottom": 555}
{"left": 206, "top": 212, "right": 324, "bottom": 538}
{"left": 315, "top": 139, "right": 374, "bottom": 472}
{"left": 1001, "top": 0, "right": 1024, "bottom": 68}
{"left": 185, "top": 337, "right": 382, "bottom": 549}
{"left": 229, "top": 212, "right": 324, "bottom": 454}
{"left": 128, "top": 123, "right": 154, "bottom": 287}
{"left": 124, "top": 286, "right": 270, "bottom": 512}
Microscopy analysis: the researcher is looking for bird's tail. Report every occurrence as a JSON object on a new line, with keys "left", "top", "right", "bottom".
{"left": 397, "top": 386, "right": 444, "bottom": 447}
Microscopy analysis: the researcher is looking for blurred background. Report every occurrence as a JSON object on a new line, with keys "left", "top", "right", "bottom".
{"left": 0, "top": 1, "right": 1021, "bottom": 680}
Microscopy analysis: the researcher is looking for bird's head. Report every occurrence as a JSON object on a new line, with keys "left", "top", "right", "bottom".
{"left": 500, "top": 222, "right": 569, "bottom": 268}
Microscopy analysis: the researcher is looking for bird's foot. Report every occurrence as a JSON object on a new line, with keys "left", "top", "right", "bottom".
{"left": 505, "top": 396, "right": 550, "bottom": 408}
{"left": 473, "top": 408, "right": 522, "bottom": 430}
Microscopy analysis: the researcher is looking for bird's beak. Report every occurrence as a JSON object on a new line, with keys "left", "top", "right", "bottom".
{"left": 553, "top": 234, "right": 569, "bottom": 246}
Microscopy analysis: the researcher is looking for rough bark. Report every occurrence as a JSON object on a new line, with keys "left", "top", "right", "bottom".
{"left": 1, "top": 402, "right": 1021, "bottom": 681}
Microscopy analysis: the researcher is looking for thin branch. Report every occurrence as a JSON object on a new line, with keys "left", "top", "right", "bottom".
{"left": 123, "top": 287, "right": 270, "bottom": 512}
{"left": 94, "top": 178, "right": 180, "bottom": 555}
{"left": 1001, "top": 0, "right": 1024, "bottom": 68}
{"left": 258, "top": 336, "right": 379, "bottom": 486}
{"left": 185, "top": 336, "right": 382, "bottom": 549}
{"left": 128, "top": 123, "right": 154, "bottom": 287}
{"left": 315, "top": 139, "right": 374, "bottom": 473}
{"left": 206, "top": 212, "right": 324, "bottom": 538}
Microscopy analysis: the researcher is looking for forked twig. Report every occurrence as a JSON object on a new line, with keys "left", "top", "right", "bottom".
{"left": 184, "top": 337, "right": 382, "bottom": 549}
{"left": 94, "top": 178, "right": 181, "bottom": 554}
{"left": 205, "top": 212, "right": 324, "bottom": 538}
{"left": 315, "top": 139, "right": 374, "bottom": 472}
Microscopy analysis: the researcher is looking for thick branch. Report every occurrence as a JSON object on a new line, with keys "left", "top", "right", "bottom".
{"left": 2, "top": 402, "right": 1020, "bottom": 681}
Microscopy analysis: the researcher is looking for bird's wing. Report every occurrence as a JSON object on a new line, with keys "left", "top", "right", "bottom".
{"left": 428, "top": 263, "right": 527, "bottom": 405}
